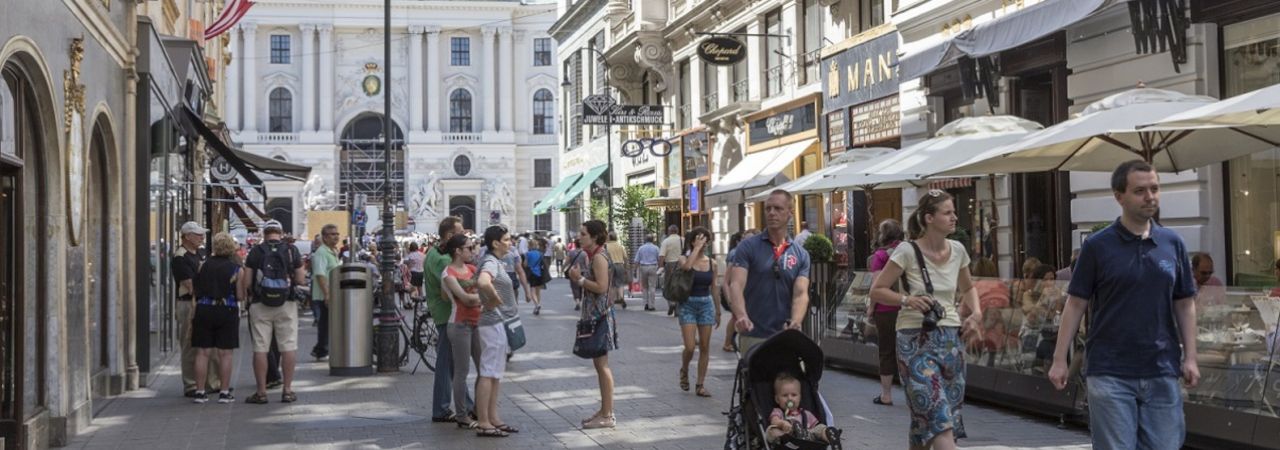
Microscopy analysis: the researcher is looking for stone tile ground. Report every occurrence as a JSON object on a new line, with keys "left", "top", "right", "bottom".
{"left": 68, "top": 280, "right": 1091, "bottom": 449}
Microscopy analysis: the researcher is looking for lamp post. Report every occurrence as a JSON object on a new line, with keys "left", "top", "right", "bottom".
{"left": 563, "top": 47, "right": 615, "bottom": 229}
{"left": 374, "top": 0, "right": 400, "bottom": 373}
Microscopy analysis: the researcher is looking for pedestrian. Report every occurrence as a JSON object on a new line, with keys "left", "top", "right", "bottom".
{"left": 440, "top": 233, "right": 485, "bottom": 431}
{"left": 172, "top": 221, "right": 221, "bottom": 397}
{"left": 567, "top": 220, "right": 617, "bottom": 429}
{"left": 309, "top": 224, "right": 341, "bottom": 360}
{"left": 243, "top": 220, "right": 306, "bottom": 404}
{"left": 501, "top": 243, "right": 530, "bottom": 304}
{"left": 553, "top": 237, "right": 567, "bottom": 277}
{"left": 659, "top": 225, "right": 683, "bottom": 316}
{"left": 1048, "top": 160, "right": 1200, "bottom": 450}
{"left": 869, "top": 189, "right": 982, "bottom": 450}
{"left": 676, "top": 227, "right": 720, "bottom": 398}
{"left": 426, "top": 217, "right": 475, "bottom": 423}
{"left": 473, "top": 225, "right": 522, "bottom": 437}
{"left": 605, "top": 232, "right": 628, "bottom": 309}
{"left": 517, "top": 233, "right": 530, "bottom": 256}
{"left": 727, "top": 190, "right": 811, "bottom": 353}
{"left": 566, "top": 244, "right": 584, "bottom": 310}
{"left": 632, "top": 235, "right": 661, "bottom": 311}
{"left": 868, "top": 218, "right": 904, "bottom": 407}
{"left": 720, "top": 230, "right": 748, "bottom": 352}
{"left": 407, "top": 242, "right": 427, "bottom": 299}
{"left": 524, "top": 238, "right": 547, "bottom": 315}
{"left": 188, "top": 232, "right": 244, "bottom": 404}
{"left": 1018, "top": 264, "right": 1062, "bottom": 373}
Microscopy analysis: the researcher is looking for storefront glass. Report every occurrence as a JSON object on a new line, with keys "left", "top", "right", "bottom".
{"left": 1224, "top": 14, "right": 1280, "bottom": 287}
{"left": 145, "top": 82, "right": 191, "bottom": 374}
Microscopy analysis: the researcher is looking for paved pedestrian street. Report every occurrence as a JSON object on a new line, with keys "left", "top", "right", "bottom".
{"left": 68, "top": 281, "right": 1091, "bottom": 449}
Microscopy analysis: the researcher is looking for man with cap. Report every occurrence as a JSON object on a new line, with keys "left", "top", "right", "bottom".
{"left": 173, "top": 221, "right": 221, "bottom": 397}
{"left": 241, "top": 220, "right": 306, "bottom": 404}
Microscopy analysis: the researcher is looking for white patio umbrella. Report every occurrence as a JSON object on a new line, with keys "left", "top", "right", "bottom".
{"left": 797, "top": 115, "right": 1044, "bottom": 195}
{"left": 1148, "top": 82, "right": 1280, "bottom": 128}
{"left": 744, "top": 147, "right": 896, "bottom": 202}
{"left": 933, "top": 88, "right": 1248, "bottom": 177}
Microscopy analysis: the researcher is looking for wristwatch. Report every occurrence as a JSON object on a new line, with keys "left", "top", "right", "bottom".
{"left": 901, "top": 294, "right": 909, "bottom": 306}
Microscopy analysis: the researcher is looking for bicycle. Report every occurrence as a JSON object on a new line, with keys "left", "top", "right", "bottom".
{"left": 398, "top": 296, "right": 439, "bottom": 374}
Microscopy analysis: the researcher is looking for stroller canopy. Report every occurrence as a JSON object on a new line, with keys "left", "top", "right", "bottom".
{"left": 744, "top": 329, "right": 826, "bottom": 384}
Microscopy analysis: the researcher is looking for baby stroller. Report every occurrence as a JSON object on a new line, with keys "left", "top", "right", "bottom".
{"left": 725, "top": 329, "right": 843, "bottom": 450}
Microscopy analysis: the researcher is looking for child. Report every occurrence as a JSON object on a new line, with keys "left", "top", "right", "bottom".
{"left": 767, "top": 372, "right": 836, "bottom": 444}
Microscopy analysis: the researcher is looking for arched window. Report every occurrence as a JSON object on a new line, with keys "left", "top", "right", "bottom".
{"left": 449, "top": 89, "right": 472, "bottom": 133}
{"left": 532, "top": 89, "right": 554, "bottom": 135}
{"left": 268, "top": 88, "right": 292, "bottom": 132}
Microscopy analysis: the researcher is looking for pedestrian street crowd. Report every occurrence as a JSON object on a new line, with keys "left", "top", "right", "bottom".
{"left": 156, "top": 159, "right": 1232, "bottom": 449}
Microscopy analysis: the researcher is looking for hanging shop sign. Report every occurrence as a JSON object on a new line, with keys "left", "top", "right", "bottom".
{"left": 621, "top": 137, "right": 675, "bottom": 157}
{"left": 821, "top": 32, "right": 899, "bottom": 114}
{"left": 582, "top": 94, "right": 665, "bottom": 125}
{"left": 697, "top": 36, "right": 747, "bottom": 66}
{"left": 848, "top": 96, "right": 900, "bottom": 146}
{"left": 749, "top": 103, "right": 817, "bottom": 144}
{"left": 210, "top": 155, "right": 238, "bottom": 182}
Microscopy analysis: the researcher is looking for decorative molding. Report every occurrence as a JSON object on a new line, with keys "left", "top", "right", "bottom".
{"left": 498, "top": 27, "right": 513, "bottom": 36}
{"left": 64, "top": 38, "right": 87, "bottom": 246}
{"left": 263, "top": 71, "right": 301, "bottom": 88}
{"left": 317, "top": 23, "right": 334, "bottom": 34}
{"left": 423, "top": 25, "right": 442, "bottom": 34}
{"left": 408, "top": 24, "right": 426, "bottom": 35}
{"left": 481, "top": 27, "right": 497, "bottom": 37}
{"left": 241, "top": 22, "right": 259, "bottom": 34}
{"left": 62, "top": 0, "right": 129, "bottom": 67}
{"left": 634, "top": 31, "right": 674, "bottom": 92}
{"left": 299, "top": 23, "right": 317, "bottom": 33}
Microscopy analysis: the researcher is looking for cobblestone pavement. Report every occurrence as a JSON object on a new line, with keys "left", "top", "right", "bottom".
{"left": 69, "top": 280, "right": 1091, "bottom": 449}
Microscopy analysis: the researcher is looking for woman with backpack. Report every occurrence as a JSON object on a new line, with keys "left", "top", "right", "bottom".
{"left": 869, "top": 191, "right": 982, "bottom": 450}
{"left": 868, "top": 219, "right": 904, "bottom": 407}
{"left": 675, "top": 227, "right": 720, "bottom": 398}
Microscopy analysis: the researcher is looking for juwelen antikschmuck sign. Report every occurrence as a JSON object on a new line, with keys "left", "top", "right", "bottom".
{"left": 821, "top": 32, "right": 899, "bottom": 114}
{"left": 697, "top": 37, "right": 747, "bottom": 66}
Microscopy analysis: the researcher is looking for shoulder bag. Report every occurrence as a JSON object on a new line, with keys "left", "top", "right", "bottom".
{"left": 573, "top": 247, "right": 612, "bottom": 359}
{"left": 663, "top": 257, "right": 694, "bottom": 304}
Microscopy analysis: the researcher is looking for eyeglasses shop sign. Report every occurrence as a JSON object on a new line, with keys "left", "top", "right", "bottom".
{"left": 821, "top": 32, "right": 899, "bottom": 114}
{"left": 697, "top": 37, "right": 747, "bottom": 66}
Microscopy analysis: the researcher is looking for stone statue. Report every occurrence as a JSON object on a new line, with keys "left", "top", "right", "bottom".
{"left": 410, "top": 171, "right": 443, "bottom": 219}
{"left": 302, "top": 173, "right": 338, "bottom": 211}
{"left": 487, "top": 179, "right": 515, "bottom": 217}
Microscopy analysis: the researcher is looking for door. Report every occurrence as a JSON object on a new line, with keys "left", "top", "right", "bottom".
{"left": 1009, "top": 67, "right": 1072, "bottom": 273}
{"left": 0, "top": 170, "right": 20, "bottom": 446}
{"left": 449, "top": 196, "right": 476, "bottom": 232}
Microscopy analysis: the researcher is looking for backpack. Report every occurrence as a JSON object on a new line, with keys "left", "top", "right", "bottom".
{"left": 253, "top": 241, "right": 296, "bottom": 307}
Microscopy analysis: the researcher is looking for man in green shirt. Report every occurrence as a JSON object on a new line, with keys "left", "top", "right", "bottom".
{"left": 309, "top": 224, "right": 341, "bottom": 360}
{"left": 427, "top": 217, "right": 473, "bottom": 422}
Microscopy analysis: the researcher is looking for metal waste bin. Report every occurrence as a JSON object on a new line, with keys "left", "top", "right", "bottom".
{"left": 329, "top": 263, "right": 374, "bottom": 376}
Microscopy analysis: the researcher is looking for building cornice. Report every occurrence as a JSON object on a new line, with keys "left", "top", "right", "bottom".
{"left": 548, "top": 0, "right": 607, "bottom": 41}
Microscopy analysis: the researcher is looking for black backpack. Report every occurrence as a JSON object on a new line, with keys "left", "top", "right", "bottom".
{"left": 253, "top": 241, "right": 295, "bottom": 307}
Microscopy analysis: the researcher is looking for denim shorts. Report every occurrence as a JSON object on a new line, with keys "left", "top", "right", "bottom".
{"left": 1086, "top": 375, "right": 1184, "bottom": 450}
{"left": 678, "top": 295, "right": 716, "bottom": 326}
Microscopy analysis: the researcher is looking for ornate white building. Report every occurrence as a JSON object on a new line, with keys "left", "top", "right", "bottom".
{"left": 224, "top": 0, "right": 560, "bottom": 236}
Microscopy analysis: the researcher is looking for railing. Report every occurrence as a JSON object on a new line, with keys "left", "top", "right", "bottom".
{"left": 678, "top": 104, "right": 691, "bottom": 129}
{"left": 442, "top": 133, "right": 482, "bottom": 144}
{"left": 732, "top": 79, "right": 749, "bottom": 102}
{"left": 702, "top": 91, "right": 719, "bottom": 113}
{"left": 257, "top": 132, "right": 297, "bottom": 144}
{"left": 528, "top": 134, "right": 557, "bottom": 145}
{"left": 801, "top": 49, "right": 822, "bottom": 85}
{"left": 765, "top": 65, "right": 785, "bottom": 98}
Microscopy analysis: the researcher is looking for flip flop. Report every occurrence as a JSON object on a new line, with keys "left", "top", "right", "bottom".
{"left": 493, "top": 423, "right": 520, "bottom": 433}
{"left": 475, "top": 427, "right": 509, "bottom": 438}
{"left": 872, "top": 395, "right": 893, "bottom": 406}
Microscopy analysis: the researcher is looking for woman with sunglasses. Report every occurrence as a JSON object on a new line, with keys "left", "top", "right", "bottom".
{"left": 676, "top": 227, "right": 720, "bottom": 398}
{"left": 869, "top": 190, "right": 982, "bottom": 450}
{"left": 441, "top": 235, "right": 483, "bottom": 430}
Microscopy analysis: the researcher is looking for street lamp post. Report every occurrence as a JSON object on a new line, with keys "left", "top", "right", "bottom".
{"left": 374, "top": 0, "right": 400, "bottom": 373}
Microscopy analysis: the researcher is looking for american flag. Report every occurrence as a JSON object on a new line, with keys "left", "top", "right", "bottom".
{"left": 203, "top": 0, "right": 256, "bottom": 41}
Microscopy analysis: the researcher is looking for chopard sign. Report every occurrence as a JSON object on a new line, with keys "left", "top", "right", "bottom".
{"left": 697, "top": 37, "right": 747, "bottom": 66}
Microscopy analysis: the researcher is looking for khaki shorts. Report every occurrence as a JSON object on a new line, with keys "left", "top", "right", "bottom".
{"left": 249, "top": 302, "right": 299, "bottom": 353}
{"left": 477, "top": 323, "right": 509, "bottom": 380}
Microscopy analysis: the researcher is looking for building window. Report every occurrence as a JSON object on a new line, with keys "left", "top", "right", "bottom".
{"left": 861, "top": 0, "right": 886, "bottom": 31}
{"left": 535, "top": 212, "right": 552, "bottom": 231}
{"left": 451, "top": 37, "right": 470, "bottom": 66}
{"left": 449, "top": 89, "right": 473, "bottom": 132}
{"left": 702, "top": 60, "right": 718, "bottom": 113}
{"left": 1224, "top": 14, "right": 1280, "bottom": 285}
{"left": 533, "top": 89, "right": 554, "bottom": 135}
{"left": 803, "top": 0, "right": 823, "bottom": 83}
{"left": 765, "top": 9, "right": 784, "bottom": 97}
{"left": 270, "top": 35, "right": 291, "bottom": 64}
{"left": 268, "top": 88, "right": 292, "bottom": 132}
{"left": 732, "top": 27, "right": 748, "bottom": 102}
{"left": 534, "top": 158, "right": 552, "bottom": 187}
{"left": 534, "top": 38, "right": 553, "bottom": 66}
{"left": 453, "top": 155, "right": 472, "bottom": 176}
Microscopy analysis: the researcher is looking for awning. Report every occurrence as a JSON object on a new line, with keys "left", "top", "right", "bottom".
{"left": 532, "top": 172, "right": 584, "bottom": 215}
{"left": 644, "top": 196, "right": 682, "bottom": 209}
{"left": 217, "top": 185, "right": 269, "bottom": 231}
{"left": 706, "top": 138, "right": 817, "bottom": 202}
{"left": 899, "top": 0, "right": 1110, "bottom": 80}
{"left": 180, "top": 106, "right": 312, "bottom": 183}
{"left": 744, "top": 147, "right": 896, "bottom": 202}
{"left": 554, "top": 164, "right": 609, "bottom": 209}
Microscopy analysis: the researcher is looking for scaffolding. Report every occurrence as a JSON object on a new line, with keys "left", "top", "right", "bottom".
{"left": 338, "top": 138, "right": 405, "bottom": 209}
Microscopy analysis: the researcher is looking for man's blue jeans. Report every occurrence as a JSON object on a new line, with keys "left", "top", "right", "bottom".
{"left": 1086, "top": 375, "right": 1185, "bottom": 450}
{"left": 432, "top": 323, "right": 473, "bottom": 419}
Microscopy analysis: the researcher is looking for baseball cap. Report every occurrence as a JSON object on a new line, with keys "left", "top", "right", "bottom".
{"left": 264, "top": 219, "right": 284, "bottom": 232}
{"left": 180, "top": 221, "right": 208, "bottom": 235}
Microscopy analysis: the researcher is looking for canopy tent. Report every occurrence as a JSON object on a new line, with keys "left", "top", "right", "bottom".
{"left": 554, "top": 164, "right": 609, "bottom": 210}
{"left": 532, "top": 172, "right": 584, "bottom": 215}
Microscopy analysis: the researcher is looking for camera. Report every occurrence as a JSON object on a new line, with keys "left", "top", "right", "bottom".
{"left": 921, "top": 298, "right": 946, "bottom": 331}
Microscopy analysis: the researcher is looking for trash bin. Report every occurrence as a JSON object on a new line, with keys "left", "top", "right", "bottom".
{"left": 329, "top": 263, "right": 374, "bottom": 376}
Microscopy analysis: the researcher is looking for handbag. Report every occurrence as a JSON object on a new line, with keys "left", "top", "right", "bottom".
{"left": 663, "top": 265, "right": 694, "bottom": 304}
{"left": 573, "top": 314, "right": 610, "bottom": 359}
{"left": 504, "top": 315, "right": 527, "bottom": 352}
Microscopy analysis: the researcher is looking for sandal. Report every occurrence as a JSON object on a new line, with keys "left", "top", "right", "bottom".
{"left": 872, "top": 395, "right": 893, "bottom": 406}
{"left": 696, "top": 385, "right": 711, "bottom": 398}
{"left": 246, "top": 392, "right": 269, "bottom": 404}
{"left": 493, "top": 423, "right": 520, "bottom": 433}
{"left": 679, "top": 367, "right": 689, "bottom": 391}
{"left": 475, "top": 427, "right": 509, "bottom": 438}
{"left": 457, "top": 418, "right": 479, "bottom": 429}
{"left": 722, "top": 344, "right": 736, "bottom": 352}
{"left": 281, "top": 391, "right": 298, "bottom": 403}
{"left": 582, "top": 414, "right": 616, "bottom": 429}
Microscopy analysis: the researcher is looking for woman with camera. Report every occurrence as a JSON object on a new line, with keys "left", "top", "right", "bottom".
{"left": 869, "top": 190, "right": 982, "bottom": 450}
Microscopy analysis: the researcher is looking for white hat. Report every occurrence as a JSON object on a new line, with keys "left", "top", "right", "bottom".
{"left": 180, "top": 221, "right": 208, "bottom": 235}
{"left": 264, "top": 219, "right": 284, "bottom": 232}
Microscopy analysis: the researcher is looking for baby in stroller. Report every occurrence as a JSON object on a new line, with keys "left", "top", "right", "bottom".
{"left": 766, "top": 372, "right": 837, "bottom": 444}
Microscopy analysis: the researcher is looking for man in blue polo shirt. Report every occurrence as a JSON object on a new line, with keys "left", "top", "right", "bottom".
{"left": 1048, "top": 160, "right": 1199, "bottom": 450}
{"left": 728, "top": 189, "right": 811, "bottom": 352}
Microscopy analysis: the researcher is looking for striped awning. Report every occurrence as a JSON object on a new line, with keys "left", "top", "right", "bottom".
{"left": 928, "top": 177, "right": 975, "bottom": 190}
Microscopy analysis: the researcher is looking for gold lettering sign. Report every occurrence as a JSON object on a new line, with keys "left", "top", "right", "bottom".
{"left": 843, "top": 51, "right": 896, "bottom": 94}
{"left": 827, "top": 61, "right": 839, "bottom": 98}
